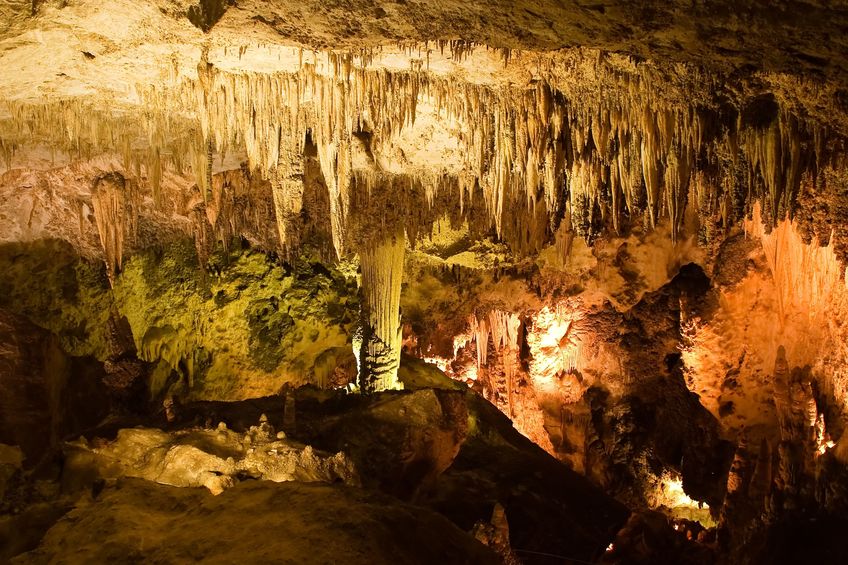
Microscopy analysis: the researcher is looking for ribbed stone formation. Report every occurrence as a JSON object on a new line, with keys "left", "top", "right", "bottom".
{"left": 358, "top": 230, "right": 405, "bottom": 392}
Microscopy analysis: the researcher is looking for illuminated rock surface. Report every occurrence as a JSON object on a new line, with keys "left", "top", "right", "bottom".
{"left": 62, "top": 422, "right": 359, "bottom": 495}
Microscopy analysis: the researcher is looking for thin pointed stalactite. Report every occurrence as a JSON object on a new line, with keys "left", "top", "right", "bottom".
{"left": 467, "top": 310, "right": 522, "bottom": 416}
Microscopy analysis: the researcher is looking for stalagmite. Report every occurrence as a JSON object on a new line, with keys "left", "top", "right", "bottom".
{"left": 357, "top": 230, "right": 406, "bottom": 392}
{"left": 749, "top": 438, "right": 773, "bottom": 500}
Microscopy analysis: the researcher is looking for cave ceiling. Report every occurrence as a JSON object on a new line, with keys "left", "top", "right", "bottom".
{"left": 3, "top": 1, "right": 848, "bottom": 260}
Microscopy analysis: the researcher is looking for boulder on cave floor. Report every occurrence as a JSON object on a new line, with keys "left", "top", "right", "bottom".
{"left": 161, "top": 378, "right": 632, "bottom": 563}
{"left": 13, "top": 478, "right": 499, "bottom": 565}
{"left": 60, "top": 422, "right": 359, "bottom": 496}
{"left": 289, "top": 384, "right": 631, "bottom": 564}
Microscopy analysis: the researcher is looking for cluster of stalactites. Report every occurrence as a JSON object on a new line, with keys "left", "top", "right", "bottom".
{"left": 2, "top": 49, "right": 838, "bottom": 260}
{"left": 157, "top": 60, "right": 426, "bottom": 257}
{"left": 90, "top": 171, "right": 138, "bottom": 284}
{"left": 153, "top": 65, "right": 563, "bottom": 256}
{"left": 466, "top": 310, "right": 523, "bottom": 416}
{"left": 745, "top": 202, "right": 848, "bottom": 322}
{"left": 269, "top": 150, "right": 306, "bottom": 259}
{"left": 164, "top": 59, "right": 835, "bottom": 258}
{"left": 0, "top": 99, "right": 200, "bottom": 211}
{"left": 742, "top": 110, "right": 814, "bottom": 227}
{"left": 467, "top": 310, "right": 522, "bottom": 368}
{"left": 191, "top": 167, "right": 272, "bottom": 266}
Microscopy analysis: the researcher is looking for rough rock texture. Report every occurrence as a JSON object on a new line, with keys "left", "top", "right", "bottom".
{"left": 13, "top": 478, "right": 499, "bottom": 565}
{"left": 410, "top": 211, "right": 848, "bottom": 562}
{"left": 428, "top": 392, "right": 629, "bottom": 564}
{"left": 62, "top": 423, "right": 358, "bottom": 496}
{"left": 0, "top": 309, "right": 110, "bottom": 467}
{"left": 0, "top": 239, "right": 358, "bottom": 400}
{"left": 299, "top": 389, "right": 469, "bottom": 499}
{"left": 0, "top": 445, "right": 23, "bottom": 503}
{"left": 284, "top": 383, "right": 630, "bottom": 563}
{"left": 417, "top": 261, "right": 734, "bottom": 515}
{"left": 155, "top": 380, "right": 632, "bottom": 562}
{"left": 600, "top": 510, "right": 714, "bottom": 565}
{"left": 3, "top": 2, "right": 848, "bottom": 269}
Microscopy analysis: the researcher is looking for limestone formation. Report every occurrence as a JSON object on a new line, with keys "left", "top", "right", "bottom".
{"left": 358, "top": 231, "right": 406, "bottom": 392}
{"left": 62, "top": 419, "right": 359, "bottom": 495}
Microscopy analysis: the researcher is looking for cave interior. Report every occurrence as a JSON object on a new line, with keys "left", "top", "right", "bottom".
{"left": 2, "top": 1, "right": 848, "bottom": 564}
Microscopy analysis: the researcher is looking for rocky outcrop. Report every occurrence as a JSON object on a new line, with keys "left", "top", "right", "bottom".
{"left": 61, "top": 418, "right": 358, "bottom": 496}
{"left": 296, "top": 388, "right": 468, "bottom": 499}
{"left": 429, "top": 391, "right": 629, "bottom": 564}
{"left": 0, "top": 309, "right": 110, "bottom": 467}
{"left": 165, "top": 382, "right": 630, "bottom": 562}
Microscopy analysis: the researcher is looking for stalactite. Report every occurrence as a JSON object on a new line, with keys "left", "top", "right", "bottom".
{"left": 488, "top": 310, "right": 522, "bottom": 417}
{"left": 0, "top": 138, "right": 15, "bottom": 171}
{"left": 665, "top": 143, "right": 692, "bottom": 244}
{"left": 0, "top": 45, "right": 839, "bottom": 260}
{"left": 206, "top": 171, "right": 230, "bottom": 253}
{"left": 746, "top": 202, "right": 848, "bottom": 322}
{"left": 191, "top": 202, "right": 212, "bottom": 267}
{"left": 745, "top": 203, "right": 848, "bottom": 422}
{"left": 91, "top": 172, "right": 129, "bottom": 285}
{"left": 201, "top": 167, "right": 269, "bottom": 254}
{"left": 488, "top": 310, "right": 521, "bottom": 353}
{"left": 358, "top": 230, "right": 405, "bottom": 392}
{"left": 147, "top": 146, "right": 163, "bottom": 208}
{"left": 189, "top": 134, "right": 214, "bottom": 203}
{"left": 471, "top": 313, "right": 490, "bottom": 370}
{"left": 465, "top": 310, "right": 522, "bottom": 414}
{"left": 743, "top": 110, "right": 807, "bottom": 226}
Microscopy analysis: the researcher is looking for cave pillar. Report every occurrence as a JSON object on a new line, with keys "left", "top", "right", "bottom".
{"left": 357, "top": 230, "right": 405, "bottom": 393}
{"left": 271, "top": 148, "right": 305, "bottom": 258}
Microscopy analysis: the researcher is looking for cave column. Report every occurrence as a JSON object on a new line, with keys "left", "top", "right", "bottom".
{"left": 357, "top": 229, "right": 405, "bottom": 393}
{"left": 271, "top": 146, "right": 306, "bottom": 258}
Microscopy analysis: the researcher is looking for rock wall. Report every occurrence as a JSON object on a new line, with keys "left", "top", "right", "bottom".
{"left": 0, "top": 309, "right": 109, "bottom": 466}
